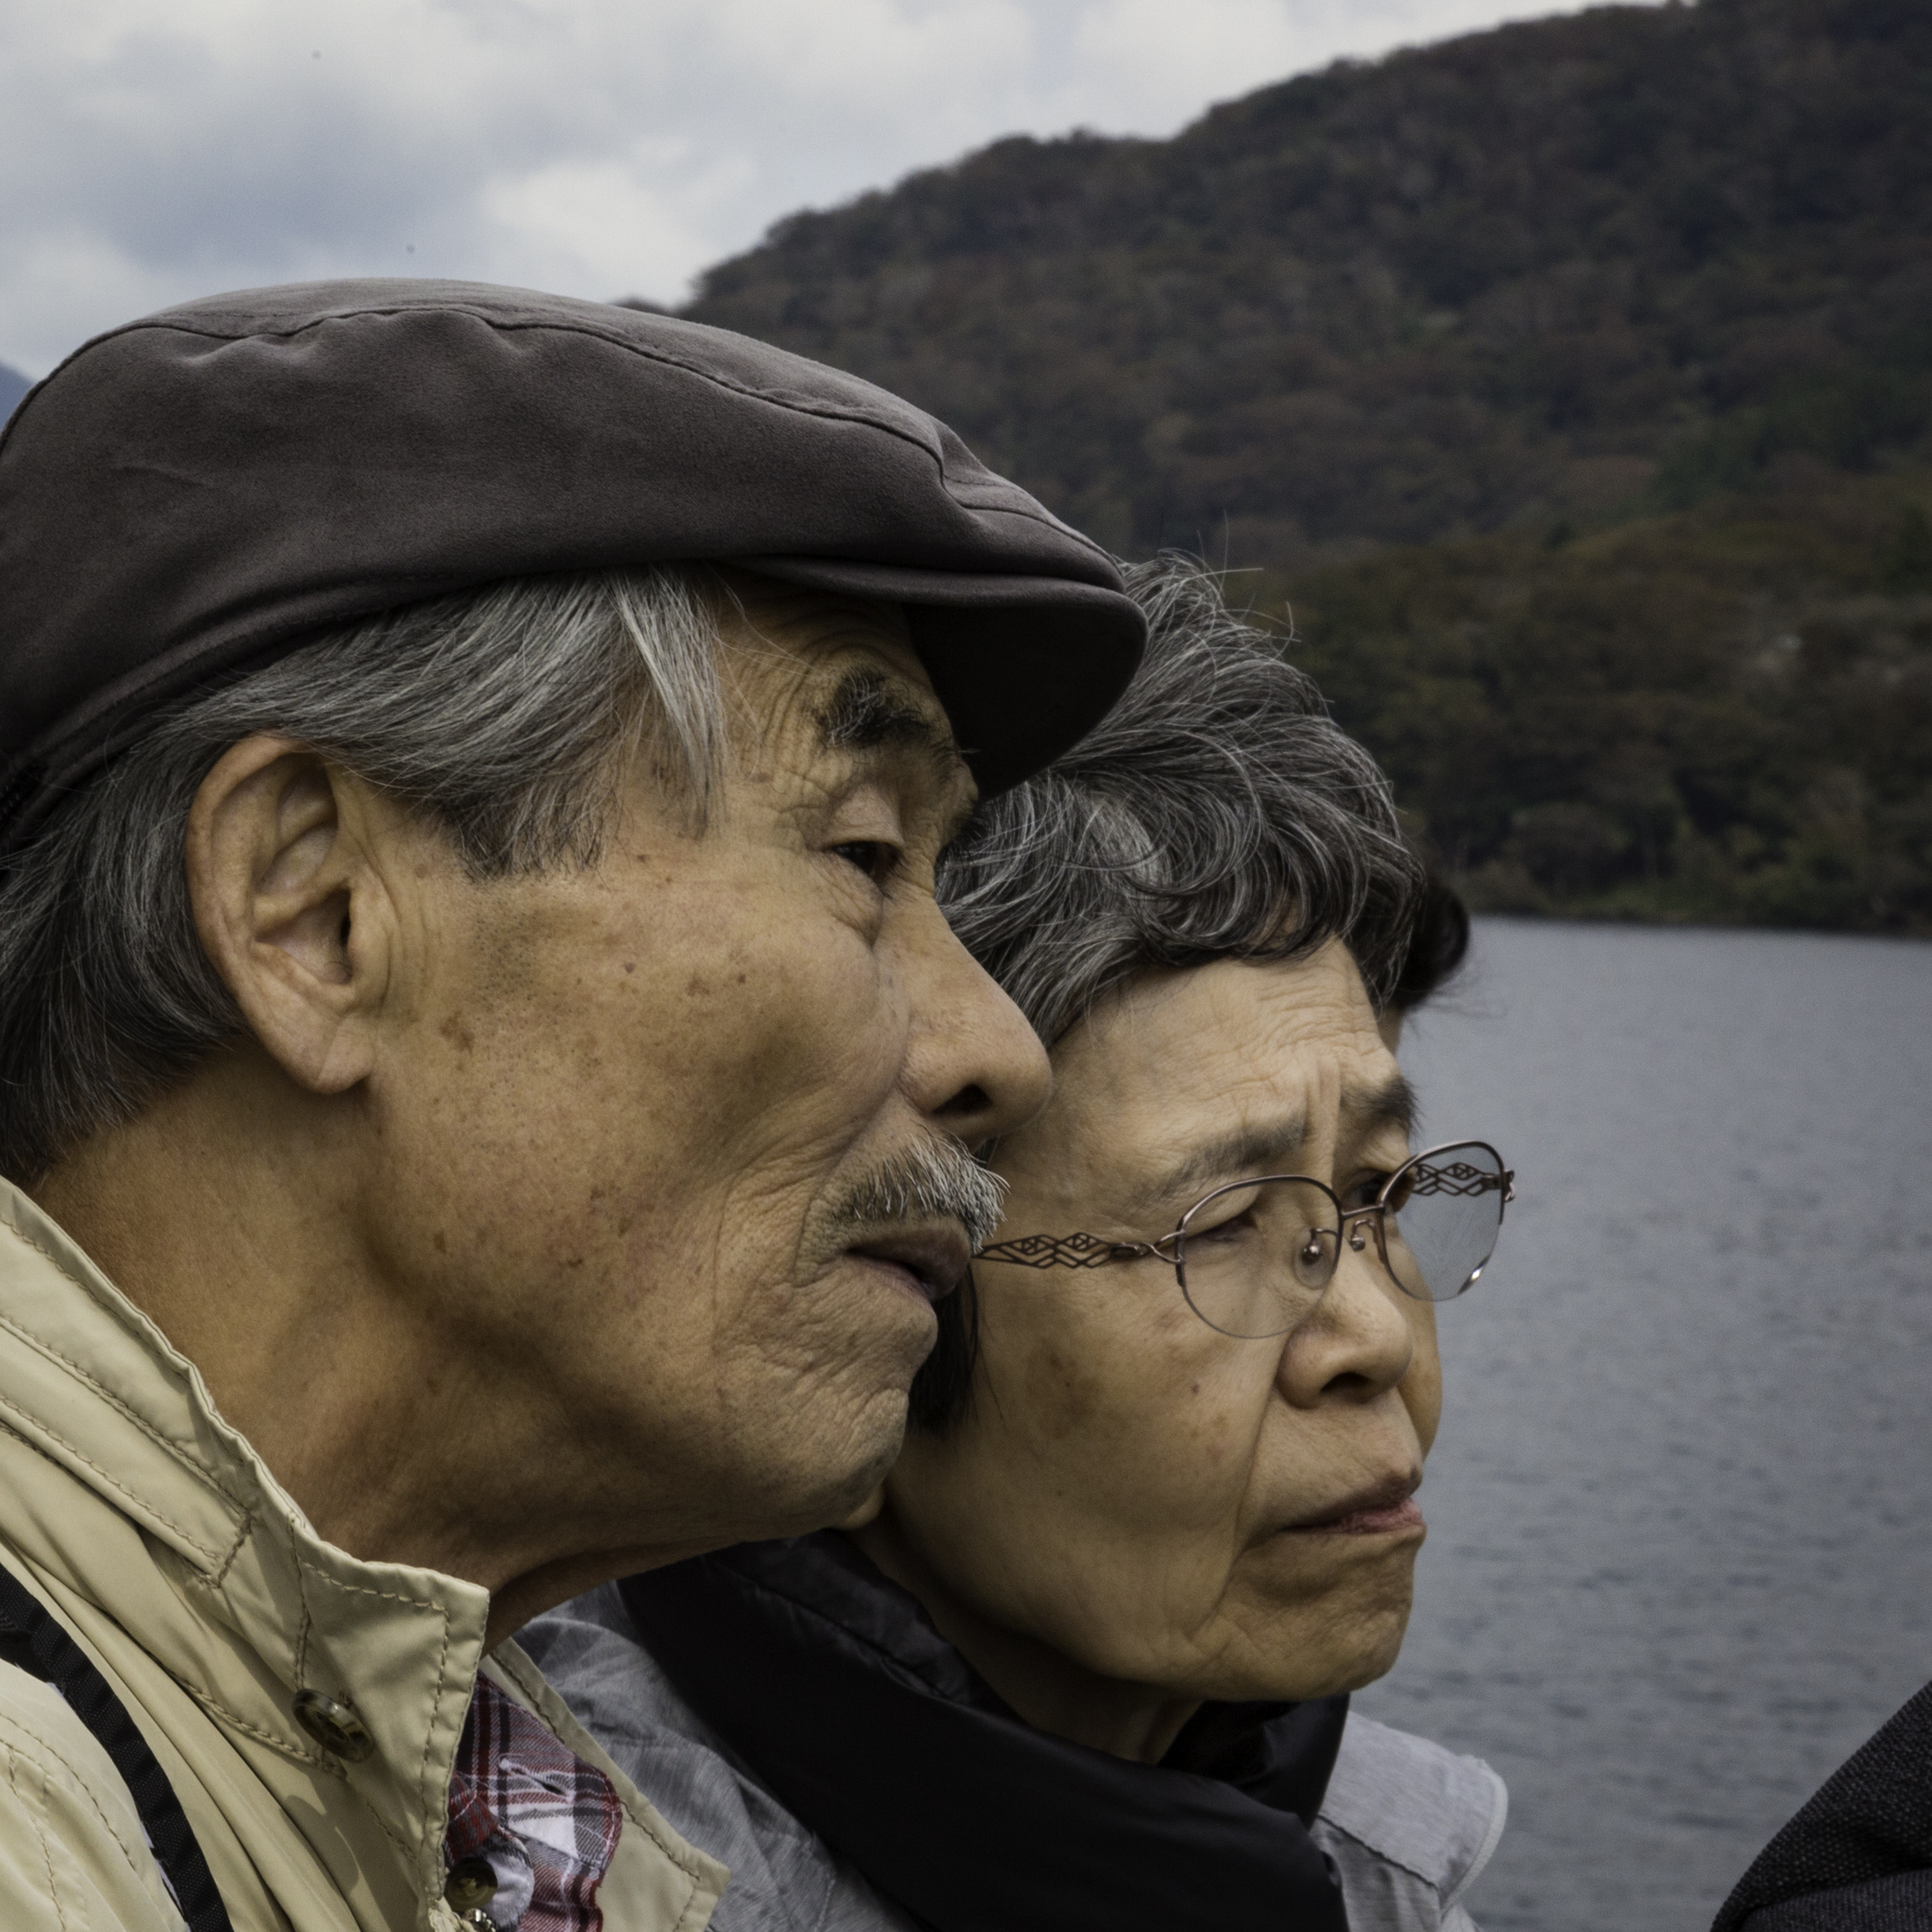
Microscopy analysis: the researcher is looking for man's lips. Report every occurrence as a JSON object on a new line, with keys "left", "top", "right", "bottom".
{"left": 1280, "top": 1474, "right": 1424, "bottom": 1537}
{"left": 848, "top": 1227, "right": 972, "bottom": 1306}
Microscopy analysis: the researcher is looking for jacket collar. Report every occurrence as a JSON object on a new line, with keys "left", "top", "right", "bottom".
{"left": 0, "top": 1175, "right": 488, "bottom": 1896}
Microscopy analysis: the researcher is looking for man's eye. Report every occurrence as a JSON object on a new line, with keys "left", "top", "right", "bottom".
{"left": 831, "top": 840, "right": 898, "bottom": 884}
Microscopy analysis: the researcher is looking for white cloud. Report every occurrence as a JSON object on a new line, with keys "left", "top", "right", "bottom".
{"left": 0, "top": 0, "right": 1654, "bottom": 375}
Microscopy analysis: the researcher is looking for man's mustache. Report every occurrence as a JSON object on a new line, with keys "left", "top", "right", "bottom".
{"left": 823, "top": 1136, "right": 1007, "bottom": 1254}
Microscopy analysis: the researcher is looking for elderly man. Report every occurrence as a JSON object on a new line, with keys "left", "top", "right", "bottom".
{"left": 0, "top": 282, "right": 1140, "bottom": 1932}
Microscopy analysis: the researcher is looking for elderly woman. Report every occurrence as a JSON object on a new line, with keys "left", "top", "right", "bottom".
{"left": 524, "top": 560, "right": 1510, "bottom": 1932}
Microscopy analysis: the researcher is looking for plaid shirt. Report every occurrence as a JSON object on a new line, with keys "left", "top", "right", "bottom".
{"left": 445, "top": 1676, "right": 624, "bottom": 1932}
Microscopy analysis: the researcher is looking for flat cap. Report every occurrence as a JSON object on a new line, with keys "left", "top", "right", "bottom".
{"left": 0, "top": 280, "right": 1143, "bottom": 851}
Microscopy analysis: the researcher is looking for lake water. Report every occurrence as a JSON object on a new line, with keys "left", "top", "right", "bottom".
{"left": 1354, "top": 919, "right": 1932, "bottom": 1932}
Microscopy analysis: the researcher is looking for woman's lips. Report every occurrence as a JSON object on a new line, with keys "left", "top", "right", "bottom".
{"left": 1303, "top": 1496, "right": 1425, "bottom": 1536}
{"left": 1280, "top": 1477, "right": 1424, "bottom": 1537}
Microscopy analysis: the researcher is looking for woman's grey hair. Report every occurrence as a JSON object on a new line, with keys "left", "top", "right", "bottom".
{"left": 0, "top": 567, "right": 724, "bottom": 1185}
{"left": 911, "top": 553, "right": 1426, "bottom": 1432}
{"left": 938, "top": 554, "right": 1423, "bottom": 1047}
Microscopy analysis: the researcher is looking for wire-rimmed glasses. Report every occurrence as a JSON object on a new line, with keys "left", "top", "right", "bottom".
{"left": 975, "top": 1140, "right": 1516, "bottom": 1339}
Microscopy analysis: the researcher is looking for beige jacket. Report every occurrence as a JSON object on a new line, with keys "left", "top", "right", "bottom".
{"left": 0, "top": 1178, "right": 727, "bottom": 1932}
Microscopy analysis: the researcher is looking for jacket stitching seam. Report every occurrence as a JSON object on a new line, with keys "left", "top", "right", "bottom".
{"left": 292, "top": 1554, "right": 442, "bottom": 1612}
{"left": 0, "top": 1741, "right": 76, "bottom": 1932}
{"left": 488, "top": 1647, "right": 717, "bottom": 1900}
{"left": 666, "top": 1871, "right": 708, "bottom": 1932}
{"left": 801, "top": 1868, "right": 839, "bottom": 1932}
{"left": 205, "top": 1512, "right": 254, "bottom": 1591}
{"left": 1439, "top": 1766, "right": 1508, "bottom": 1912}
{"left": 0, "top": 1220, "right": 254, "bottom": 1520}
{"left": 291, "top": 1597, "right": 313, "bottom": 1697}
{"left": 1314, "top": 1814, "right": 1440, "bottom": 1890}
{"left": 414, "top": 1602, "right": 451, "bottom": 1885}
{"left": 0, "top": 1399, "right": 225, "bottom": 1568}
{"left": 0, "top": 1463, "right": 321, "bottom": 1780}
{"left": 176, "top": 1678, "right": 335, "bottom": 1772}
{"left": 0, "top": 1710, "right": 159, "bottom": 1890}
{"left": 0, "top": 1225, "right": 447, "bottom": 1880}
{"left": 285, "top": 1554, "right": 436, "bottom": 1865}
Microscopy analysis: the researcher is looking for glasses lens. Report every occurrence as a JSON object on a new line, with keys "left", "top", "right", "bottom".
{"left": 1176, "top": 1178, "right": 1342, "bottom": 1338}
{"left": 1380, "top": 1143, "right": 1509, "bottom": 1301}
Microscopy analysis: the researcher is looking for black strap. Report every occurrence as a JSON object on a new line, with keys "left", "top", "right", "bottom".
{"left": 0, "top": 1559, "right": 233, "bottom": 1932}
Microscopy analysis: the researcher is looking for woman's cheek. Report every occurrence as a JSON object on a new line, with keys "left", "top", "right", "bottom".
{"left": 1400, "top": 1306, "right": 1444, "bottom": 1455}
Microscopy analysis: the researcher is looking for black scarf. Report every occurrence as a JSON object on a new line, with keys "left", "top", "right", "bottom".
{"left": 620, "top": 1533, "right": 1352, "bottom": 1932}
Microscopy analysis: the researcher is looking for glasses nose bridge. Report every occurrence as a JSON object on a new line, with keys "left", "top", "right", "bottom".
{"left": 1340, "top": 1201, "right": 1394, "bottom": 1275}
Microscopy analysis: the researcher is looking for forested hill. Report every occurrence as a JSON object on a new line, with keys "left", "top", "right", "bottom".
{"left": 677, "top": 0, "right": 1932, "bottom": 934}
{"left": 685, "top": 0, "right": 1928, "bottom": 563}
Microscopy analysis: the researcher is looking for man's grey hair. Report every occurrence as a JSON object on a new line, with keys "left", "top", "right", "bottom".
{"left": 0, "top": 568, "right": 724, "bottom": 1184}
{"left": 937, "top": 554, "right": 1424, "bottom": 1049}
{"left": 911, "top": 554, "right": 1424, "bottom": 1433}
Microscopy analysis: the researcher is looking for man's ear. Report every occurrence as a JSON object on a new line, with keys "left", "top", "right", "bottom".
{"left": 185, "top": 735, "right": 393, "bottom": 1094}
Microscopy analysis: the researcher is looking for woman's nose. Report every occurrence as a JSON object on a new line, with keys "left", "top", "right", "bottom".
{"left": 1278, "top": 1230, "right": 1416, "bottom": 1406}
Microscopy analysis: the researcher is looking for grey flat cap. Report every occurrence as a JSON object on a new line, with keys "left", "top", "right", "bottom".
{"left": 0, "top": 280, "right": 1143, "bottom": 851}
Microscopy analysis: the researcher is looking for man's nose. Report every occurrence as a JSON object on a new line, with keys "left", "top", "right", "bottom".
{"left": 902, "top": 902, "right": 1052, "bottom": 1146}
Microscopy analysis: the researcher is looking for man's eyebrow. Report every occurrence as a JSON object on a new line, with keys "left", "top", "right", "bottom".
{"left": 1139, "top": 1073, "right": 1418, "bottom": 1206}
{"left": 814, "top": 667, "right": 961, "bottom": 784}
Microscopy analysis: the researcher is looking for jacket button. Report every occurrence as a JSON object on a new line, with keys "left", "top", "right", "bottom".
{"left": 291, "top": 1689, "right": 377, "bottom": 1763}
{"left": 444, "top": 1856, "right": 499, "bottom": 1913}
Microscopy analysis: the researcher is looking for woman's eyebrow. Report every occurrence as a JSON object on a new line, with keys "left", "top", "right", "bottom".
{"left": 1140, "top": 1073, "right": 1418, "bottom": 1204}
{"left": 1342, "top": 1072, "right": 1418, "bottom": 1141}
{"left": 1143, "top": 1113, "right": 1312, "bottom": 1204}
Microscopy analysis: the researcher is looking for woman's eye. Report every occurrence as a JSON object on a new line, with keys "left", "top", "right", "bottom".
{"left": 1342, "top": 1173, "right": 1395, "bottom": 1212}
{"left": 831, "top": 840, "right": 898, "bottom": 885}
{"left": 1190, "top": 1207, "right": 1259, "bottom": 1247}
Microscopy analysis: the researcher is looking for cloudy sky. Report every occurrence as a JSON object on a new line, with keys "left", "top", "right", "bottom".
{"left": 2, "top": 0, "right": 1635, "bottom": 377}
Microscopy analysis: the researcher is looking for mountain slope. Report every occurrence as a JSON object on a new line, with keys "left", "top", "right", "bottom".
{"left": 684, "top": 0, "right": 1931, "bottom": 565}
{"left": 674, "top": 0, "right": 1932, "bottom": 932}
{"left": 0, "top": 364, "right": 29, "bottom": 422}
{"left": 1281, "top": 470, "right": 1932, "bottom": 929}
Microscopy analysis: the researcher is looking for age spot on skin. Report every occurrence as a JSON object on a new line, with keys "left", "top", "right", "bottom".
{"left": 687, "top": 974, "right": 711, "bottom": 998}
{"left": 439, "top": 1013, "right": 474, "bottom": 1052}
{"left": 624, "top": 962, "right": 636, "bottom": 974}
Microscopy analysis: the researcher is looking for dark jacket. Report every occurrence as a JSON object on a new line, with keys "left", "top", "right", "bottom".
{"left": 1714, "top": 1682, "right": 1932, "bottom": 1931}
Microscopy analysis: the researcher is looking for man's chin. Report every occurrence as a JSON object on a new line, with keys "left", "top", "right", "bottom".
{"left": 736, "top": 1380, "right": 913, "bottom": 1544}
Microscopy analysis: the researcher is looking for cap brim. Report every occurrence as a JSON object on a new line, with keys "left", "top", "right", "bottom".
{"left": 739, "top": 559, "right": 1143, "bottom": 796}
